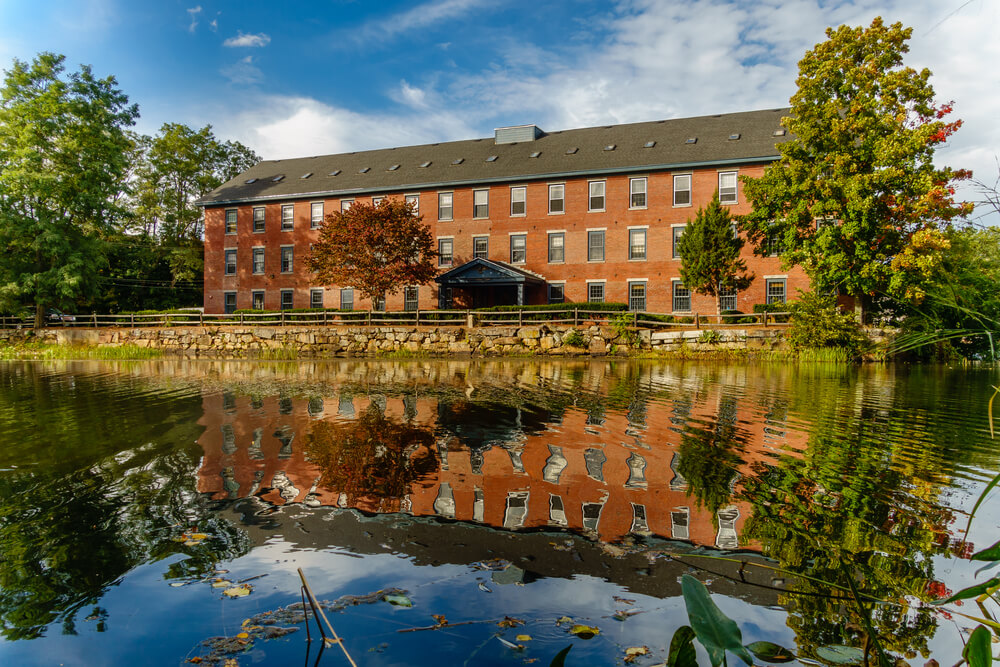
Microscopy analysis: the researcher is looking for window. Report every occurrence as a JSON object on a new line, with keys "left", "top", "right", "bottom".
{"left": 280, "top": 246, "right": 293, "bottom": 273}
{"left": 373, "top": 293, "right": 386, "bottom": 311}
{"left": 630, "top": 177, "right": 647, "bottom": 208}
{"left": 548, "top": 283, "right": 565, "bottom": 303}
{"left": 438, "top": 192, "right": 453, "bottom": 220}
{"left": 224, "top": 249, "right": 237, "bottom": 275}
{"left": 252, "top": 247, "right": 264, "bottom": 274}
{"left": 510, "top": 234, "right": 526, "bottom": 263}
{"left": 672, "top": 226, "right": 685, "bottom": 259}
{"left": 310, "top": 202, "right": 324, "bottom": 229}
{"left": 548, "top": 232, "right": 564, "bottom": 263}
{"left": 548, "top": 184, "right": 564, "bottom": 213}
{"left": 766, "top": 278, "right": 786, "bottom": 305}
{"left": 438, "top": 238, "right": 453, "bottom": 266}
{"left": 280, "top": 289, "right": 294, "bottom": 310}
{"left": 281, "top": 204, "right": 294, "bottom": 231}
{"left": 765, "top": 232, "right": 782, "bottom": 256}
{"left": 372, "top": 195, "right": 384, "bottom": 205}
{"left": 310, "top": 288, "right": 324, "bottom": 309}
{"left": 588, "top": 230, "right": 605, "bottom": 262}
{"left": 438, "top": 287, "right": 453, "bottom": 309}
{"left": 473, "top": 236, "right": 488, "bottom": 259}
{"left": 224, "top": 292, "right": 237, "bottom": 313}
{"left": 340, "top": 288, "right": 354, "bottom": 310}
{"left": 719, "top": 286, "right": 737, "bottom": 312}
{"left": 251, "top": 290, "right": 265, "bottom": 310}
{"left": 473, "top": 189, "right": 488, "bottom": 218}
{"left": 587, "top": 282, "right": 605, "bottom": 303}
{"left": 340, "top": 199, "right": 352, "bottom": 213}
{"left": 588, "top": 181, "right": 605, "bottom": 211}
{"left": 629, "top": 229, "right": 646, "bottom": 260}
{"left": 673, "top": 282, "right": 691, "bottom": 311}
{"left": 674, "top": 174, "right": 692, "bottom": 206}
{"left": 253, "top": 207, "right": 265, "bottom": 233}
{"left": 403, "top": 286, "right": 418, "bottom": 312}
{"left": 629, "top": 282, "right": 646, "bottom": 311}
{"left": 405, "top": 194, "right": 419, "bottom": 215}
{"left": 510, "top": 187, "right": 526, "bottom": 216}
{"left": 224, "top": 209, "right": 237, "bottom": 234}
{"left": 719, "top": 171, "right": 738, "bottom": 204}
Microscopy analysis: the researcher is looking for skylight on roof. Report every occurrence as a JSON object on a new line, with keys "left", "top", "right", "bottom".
{"left": 245, "top": 178, "right": 258, "bottom": 184}
{"left": 359, "top": 167, "right": 370, "bottom": 173}
{"left": 728, "top": 133, "right": 741, "bottom": 140}
{"left": 565, "top": 147, "right": 578, "bottom": 154}
{"left": 485, "top": 155, "right": 498, "bottom": 162}
{"left": 644, "top": 141, "right": 656, "bottom": 148}
{"left": 603, "top": 144, "right": 616, "bottom": 151}
{"left": 329, "top": 169, "right": 341, "bottom": 176}
{"left": 301, "top": 172, "right": 313, "bottom": 179}
{"left": 387, "top": 164, "right": 400, "bottom": 171}
{"left": 272, "top": 175, "right": 285, "bottom": 182}
{"left": 773, "top": 129, "right": 787, "bottom": 136}
{"left": 529, "top": 151, "right": 541, "bottom": 158}
{"left": 451, "top": 158, "right": 464, "bottom": 165}
{"left": 419, "top": 161, "right": 432, "bottom": 168}
{"left": 685, "top": 137, "right": 697, "bottom": 144}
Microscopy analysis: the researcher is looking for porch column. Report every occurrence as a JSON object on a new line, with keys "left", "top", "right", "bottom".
{"left": 517, "top": 283, "right": 524, "bottom": 306}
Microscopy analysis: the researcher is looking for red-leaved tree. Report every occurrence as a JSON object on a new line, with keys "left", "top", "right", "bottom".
{"left": 308, "top": 199, "right": 438, "bottom": 303}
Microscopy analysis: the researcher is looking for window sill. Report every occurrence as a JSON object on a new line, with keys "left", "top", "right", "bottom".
{"left": 548, "top": 260, "right": 565, "bottom": 264}
{"left": 587, "top": 209, "right": 606, "bottom": 213}
{"left": 510, "top": 213, "right": 526, "bottom": 218}
{"left": 672, "top": 203, "right": 692, "bottom": 208}
{"left": 629, "top": 206, "right": 648, "bottom": 211}
{"left": 547, "top": 210, "right": 565, "bottom": 215}
{"left": 587, "top": 259, "right": 605, "bottom": 263}
{"left": 628, "top": 257, "right": 647, "bottom": 262}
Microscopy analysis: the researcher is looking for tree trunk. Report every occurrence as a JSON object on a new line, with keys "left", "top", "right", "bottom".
{"left": 34, "top": 303, "right": 44, "bottom": 329}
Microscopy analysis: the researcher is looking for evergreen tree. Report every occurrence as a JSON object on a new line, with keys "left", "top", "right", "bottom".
{"left": 676, "top": 193, "right": 753, "bottom": 312}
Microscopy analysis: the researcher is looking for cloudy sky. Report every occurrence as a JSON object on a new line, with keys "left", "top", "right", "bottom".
{"left": 1, "top": 0, "right": 996, "bottom": 220}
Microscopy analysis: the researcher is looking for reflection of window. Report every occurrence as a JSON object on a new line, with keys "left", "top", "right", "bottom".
{"left": 249, "top": 427, "right": 263, "bottom": 460}
{"left": 470, "top": 449, "right": 484, "bottom": 475}
{"left": 504, "top": 491, "right": 529, "bottom": 528}
{"left": 671, "top": 507, "right": 690, "bottom": 540}
{"left": 631, "top": 503, "right": 649, "bottom": 534}
{"left": 473, "top": 487, "right": 484, "bottom": 522}
{"left": 669, "top": 451, "right": 689, "bottom": 490}
{"left": 582, "top": 501, "right": 604, "bottom": 531}
{"left": 338, "top": 394, "right": 355, "bottom": 417}
{"left": 584, "top": 448, "right": 607, "bottom": 482}
{"left": 504, "top": 446, "right": 525, "bottom": 474}
{"left": 549, "top": 494, "right": 567, "bottom": 526}
{"left": 433, "top": 482, "right": 455, "bottom": 518}
{"left": 308, "top": 397, "right": 324, "bottom": 417}
{"left": 274, "top": 426, "right": 294, "bottom": 458}
{"left": 716, "top": 505, "right": 740, "bottom": 549}
{"left": 625, "top": 452, "right": 647, "bottom": 488}
{"left": 221, "top": 424, "right": 236, "bottom": 454}
{"left": 542, "top": 445, "right": 568, "bottom": 483}
{"left": 223, "top": 391, "right": 236, "bottom": 413}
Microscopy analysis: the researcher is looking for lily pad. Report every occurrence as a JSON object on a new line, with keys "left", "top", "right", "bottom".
{"left": 516, "top": 634, "right": 533, "bottom": 642}
{"left": 746, "top": 641, "right": 796, "bottom": 663}
{"left": 569, "top": 624, "right": 600, "bottom": 639}
{"left": 625, "top": 646, "right": 650, "bottom": 663}
{"left": 815, "top": 645, "right": 864, "bottom": 665}
{"left": 556, "top": 616, "right": 573, "bottom": 626}
{"left": 211, "top": 579, "right": 233, "bottom": 588}
{"left": 383, "top": 593, "right": 413, "bottom": 607}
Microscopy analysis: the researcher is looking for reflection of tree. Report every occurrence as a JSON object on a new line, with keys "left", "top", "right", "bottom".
{"left": 676, "top": 395, "right": 745, "bottom": 517}
{"left": 305, "top": 406, "right": 438, "bottom": 512}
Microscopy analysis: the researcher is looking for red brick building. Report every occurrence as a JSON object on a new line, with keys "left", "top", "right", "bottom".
{"left": 197, "top": 109, "right": 809, "bottom": 314}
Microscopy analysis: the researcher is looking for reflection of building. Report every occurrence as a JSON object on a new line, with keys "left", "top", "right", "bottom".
{"left": 197, "top": 378, "right": 805, "bottom": 549}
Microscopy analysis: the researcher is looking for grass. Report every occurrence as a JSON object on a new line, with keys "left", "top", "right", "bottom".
{"left": 0, "top": 341, "right": 163, "bottom": 360}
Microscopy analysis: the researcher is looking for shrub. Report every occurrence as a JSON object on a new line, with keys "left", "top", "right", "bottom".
{"left": 720, "top": 309, "right": 757, "bottom": 325}
{"left": 786, "top": 291, "right": 868, "bottom": 354}
{"left": 698, "top": 329, "right": 722, "bottom": 344}
{"left": 562, "top": 330, "right": 585, "bottom": 347}
{"left": 753, "top": 302, "right": 792, "bottom": 323}
{"left": 611, "top": 312, "right": 640, "bottom": 346}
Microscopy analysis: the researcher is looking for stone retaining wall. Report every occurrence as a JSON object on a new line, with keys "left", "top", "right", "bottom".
{"left": 0, "top": 324, "right": 788, "bottom": 357}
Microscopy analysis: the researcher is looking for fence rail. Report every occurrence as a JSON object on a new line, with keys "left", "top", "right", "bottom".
{"left": 0, "top": 308, "right": 792, "bottom": 331}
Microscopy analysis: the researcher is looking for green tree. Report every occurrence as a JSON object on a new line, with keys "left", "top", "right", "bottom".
{"left": 0, "top": 53, "right": 138, "bottom": 326}
{"left": 677, "top": 193, "right": 753, "bottom": 312}
{"left": 739, "top": 18, "right": 972, "bottom": 317}
{"left": 308, "top": 199, "right": 438, "bottom": 304}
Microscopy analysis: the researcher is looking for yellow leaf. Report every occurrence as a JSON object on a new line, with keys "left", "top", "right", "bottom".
{"left": 190, "top": 533, "right": 209, "bottom": 540}
{"left": 223, "top": 585, "right": 252, "bottom": 598}
{"left": 569, "top": 624, "right": 600, "bottom": 639}
{"left": 211, "top": 580, "right": 232, "bottom": 588}
{"left": 236, "top": 632, "right": 249, "bottom": 639}
{"left": 516, "top": 634, "right": 532, "bottom": 642}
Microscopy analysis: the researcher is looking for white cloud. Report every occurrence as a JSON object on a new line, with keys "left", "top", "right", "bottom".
{"left": 186, "top": 6, "right": 201, "bottom": 34}
{"left": 221, "top": 55, "right": 263, "bottom": 85}
{"left": 209, "top": 18, "right": 218, "bottom": 32}
{"left": 223, "top": 31, "right": 271, "bottom": 48}
{"left": 346, "top": 0, "right": 496, "bottom": 46}
{"left": 393, "top": 80, "right": 430, "bottom": 109}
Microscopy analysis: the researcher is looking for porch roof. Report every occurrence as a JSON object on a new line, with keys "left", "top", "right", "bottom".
{"left": 435, "top": 258, "right": 547, "bottom": 287}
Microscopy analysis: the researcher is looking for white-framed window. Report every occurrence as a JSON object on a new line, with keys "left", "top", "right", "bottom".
{"left": 630, "top": 177, "right": 647, "bottom": 208}
{"left": 588, "top": 230, "right": 605, "bottom": 261}
{"left": 672, "top": 226, "right": 685, "bottom": 259}
{"left": 340, "top": 199, "right": 353, "bottom": 213}
{"left": 251, "top": 290, "right": 265, "bottom": 310}
{"left": 510, "top": 234, "right": 526, "bottom": 264}
{"left": 405, "top": 194, "right": 420, "bottom": 215}
{"left": 252, "top": 206, "right": 265, "bottom": 233}
{"left": 225, "top": 209, "right": 237, "bottom": 234}
{"left": 438, "top": 192, "right": 453, "bottom": 220}
{"left": 438, "top": 238, "right": 453, "bottom": 266}
{"left": 673, "top": 174, "right": 692, "bottom": 206}
{"left": 224, "top": 249, "right": 237, "bottom": 275}
{"left": 403, "top": 286, "right": 419, "bottom": 312}
{"left": 252, "top": 247, "right": 264, "bottom": 274}
{"left": 719, "top": 286, "right": 737, "bottom": 312}
{"left": 281, "top": 204, "right": 294, "bottom": 231}
{"left": 310, "top": 202, "right": 324, "bottom": 228}
{"left": 548, "top": 184, "right": 565, "bottom": 214}
{"left": 629, "top": 229, "right": 647, "bottom": 260}
{"left": 588, "top": 180, "right": 605, "bottom": 211}
{"left": 280, "top": 289, "right": 294, "bottom": 310}
{"left": 340, "top": 287, "right": 354, "bottom": 310}
{"left": 548, "top": 283, "right": 565, "bottom": 303}
{"left": 766, "top": 278, "right": 787, "bottom": 305}
{"left": 719, "top": 171, "right": 738, "bottom": 204}
{"left": 310, "top": 288, "right": 324, "bottom": 309}
{"left": 280, "top": 246, "right": 293, "bottom": 273}
{"left": 673, "top": 282, "right": 691, "bottom": 312}
{"left": 374, "top": 293, "right": 386, "bottom": 311}
{"left": 473, "top": 189, "right": 489, "bottom": 218}
{"left": 372, "top": 195, "right": 385, "bottom": 205}
{"left": 548, "top": 232, "right": 564, "bottom": 263}
{"left": 223, "top": 291, "right": 237, "bottom": 313}
{"left": 473, "top": 236, "right": 488, "bottom": 259}
{"left": 629, "top": 281, "right": 647, "bottom": 311}
{"left": 587, "top": 282, "right": 605, "bottom": 303}
{"left": 510, "top": 186, "right": 526, "bottom": 216}
{"left": 765, "top": 232, "right": 782, "bottom": 257}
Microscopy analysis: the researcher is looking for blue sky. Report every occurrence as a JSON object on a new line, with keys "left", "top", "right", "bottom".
{"left": 1, "top": 0, "right": 997, "bottom": 221}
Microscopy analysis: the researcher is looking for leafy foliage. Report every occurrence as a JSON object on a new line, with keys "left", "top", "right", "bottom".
{"left": 308, "top": 199, "right": 438, "bottom": 302}
{"left": 786, "top": 291, "right": 868, "bottom": 354}
{"left": 678, "top": 194, "right": 753, "bottom": 306}
{"left": 739, "top": 18, "right": 972, "bottom": 310}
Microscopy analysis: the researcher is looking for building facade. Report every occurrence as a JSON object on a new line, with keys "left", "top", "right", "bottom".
{"left": 198, "top": 109, "right": 809, "bottom": 314}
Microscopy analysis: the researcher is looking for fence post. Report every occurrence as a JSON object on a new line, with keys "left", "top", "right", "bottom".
{"left": 415, "top": 310, "right": 420, "bottom": 326}
{"left": 694, "top": 313, "right": 700, "bottom": 329}
{"left": 518, "top": 309, "right": 523, "bottom": 326}
{"left": 762, "top": 312, "right": 768, "bottom": 328}
{"left": 574, "top": 308, "right": 579, "bottom": 326}
{"left": 199, "top": 311, "right": 204, "bottom": 327}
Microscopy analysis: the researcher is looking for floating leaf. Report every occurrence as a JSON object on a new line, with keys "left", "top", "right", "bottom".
{"left": 556, "top": 616, "right": 573, "bottom": 626}
{"left": 549, "top": 645, "right": 572, "bottom": 667}
{"left": 211, "top": 579, "right": 233, "bottom": 588}
{"left": 815, "top": 645, "right": 864, "bottom": 665}
{"left": 496, "top": 636, "right": 524, "bottom": 651}
{"left": 183, "top": 540, "right": 200, "bottom": 547}
{"left": 236, "top": 632, "right": 249, "bottom": 640}
{"left": 625, "top": 646, "right": 650, "bottom": 663}
{"left": 613, "top": 609, "right": 642, "bottom": 621}
{"left": 169, "top": 582, "right": 188, "bottom": 588}
{"left": 972, "top": 539, "right": 1000, "bottom": 562}
{"left": 681, "top": 574, "right": 754, "bottom": 667}
{"left": 668, "top": 626, "right": 697, "bottom": 667}
{"left": 614, "top": 596, "right": 636, "bottom": 605}
{"left": 190, "top": 533, "right": 209, "bottom": 540}
{"left": 223, "top": 584, "right": 252, "bottom": 598}
{"left": 516, "top": 634, "right": 533, "bottom": 642}
{"left": 931, "top": 577, "right": 1000, "bottom": 605}
{"left": 964, "top": 626, "right": 992, "bottom": 667}
{"left": 478, "top": 582, "right": 492, "bottom": 593}
{"left": 569, "top": 624, "right": 600, "bottom": 639}
{"left": 498, "top": 616, "right": 525, "bottom": 628}
{"left": 746, "top": 640, "right": 796, "bottom": 663}
{"left": 432, "top": 614, "right": 448, "bottom": 626}
{"left": 383, "top": 593, "right": 412, "bottom": 607}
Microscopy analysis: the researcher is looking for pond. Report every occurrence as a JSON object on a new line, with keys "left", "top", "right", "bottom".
{"left": 0, "top": 359, "right": 997, "bottom": 666}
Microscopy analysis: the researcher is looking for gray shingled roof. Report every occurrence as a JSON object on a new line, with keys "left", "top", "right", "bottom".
{"left": 196, "top": 108, "right": 791, "bottom": 206}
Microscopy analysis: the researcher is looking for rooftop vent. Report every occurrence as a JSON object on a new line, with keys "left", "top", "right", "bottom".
{"left": 773, "top": 129, "right": 787, "bottom": 137}
{"left": 245, "top": 178, "right": 258, "bottom": 184}
{"left": 604, "top": 144, "right": 616, "bottom": 151}
{"left": 685, "top": 137, "right": 697, "bottom": 144}
{"left": 728, "top": 133, "right": 741, "bottom": 140}
{"left": 329, "top": 169, "right": 341, "bottom": 176}
{"left": 451, "top": 158, "right": 464, "bottom": 165}
{"left": 387, "top": 164, "right": 400, "bottom": 171}
{"left": 565, "top": 147, "right": 578, "bottom": 155}
{"left": 272, "top": 174, "right": 285, "bottom": 182}
{"left": 301, "top": 172, "right": 313, "bottom": 179}
{"left": 495, "top": 124, "right": 544, "bottom": 145}
{"left": 529, "top": 151, "right": 541, "bottom": 158}
{"left": 485, "top": 155, "right": 498, "bottom": 162}
{"left": 419, "top": 161, "right": 431, "bottom": 168}
{"left": 359, "top": 167, "right": 370, "bottom": 173}
{"left": 644, "top": 141, "right": 656, "bottom": 148}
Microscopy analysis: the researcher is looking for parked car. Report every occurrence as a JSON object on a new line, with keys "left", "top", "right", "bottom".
{"left": 46, "top": 308, "right": 76, "bottom": 323}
